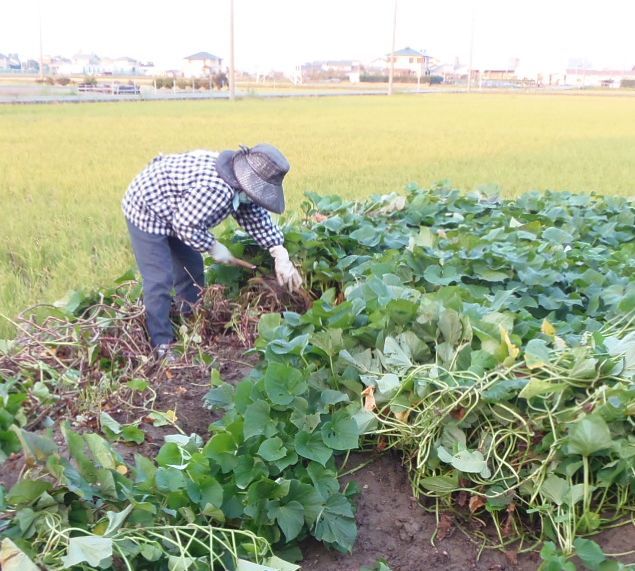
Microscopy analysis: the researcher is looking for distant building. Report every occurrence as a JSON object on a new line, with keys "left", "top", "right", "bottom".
{"left": 429, "top": 60, "right": 468, "bottom": 83}
{"left": 101, "top": 56, "right": 142, "bottom": 75}
{"left": 301, "top": 59, "right": 362, "bottom": 82}
{"left": 563, "top": 68, "right": 635, "bottom": 88}
{"left": 58, "top": 53, "right": 102, "bottom": 75}
{"left": 0, "top": 53, "right": 21, "bottom": 71}
{"left": 387, "top": 47, "right": 431, "bottom": 77}
{"left": 183, "top": 52, "right": 223, "bottom": 77}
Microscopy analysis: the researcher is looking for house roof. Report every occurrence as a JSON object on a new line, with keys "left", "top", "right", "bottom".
{"left": 391, "top": 47, "right": 428, "bottom": 57}
{"left": 185, "top": 51, "right": 221, "bottom": 61}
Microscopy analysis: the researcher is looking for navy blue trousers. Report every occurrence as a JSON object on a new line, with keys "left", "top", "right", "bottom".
{"left": 126, "top": 220, "right": 205, "bottom": 347}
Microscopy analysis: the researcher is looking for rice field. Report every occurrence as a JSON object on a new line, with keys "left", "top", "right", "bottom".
{"left": 1, "top": 92, "right": 634, "bottom": 336}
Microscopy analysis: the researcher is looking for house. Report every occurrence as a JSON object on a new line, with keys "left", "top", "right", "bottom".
{"left": 429, "top": 60, "right": 468, "bottom": 84}
{"left": 101, "top": 56, "right": 141, "bottom": 75}
{"left": 0, "top": 53, "right": 21, "bottom": 71}
{"left": 386, "top": 47, "right": 432, "bottom": 77}
{"left": 182, "top": 52, "right": 223, "bottom": 77}
{"left": 563, "top": 68, "right": 635, "bottom": 88}
{"left": 44, "top": 55, "right": 72, "bottom": 75}
{"left": 58, "top": 53, "right": 101, "bottom": 75}
{"left": 301, "top": 59, "right": 362, "bottom": 82}
{"left": 468, "top": 58, "right": 520, "bottom": 85}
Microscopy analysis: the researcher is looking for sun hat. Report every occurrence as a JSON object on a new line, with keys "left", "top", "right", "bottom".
{"left": 215, "top": 144, "right": 290, "bottom": 214}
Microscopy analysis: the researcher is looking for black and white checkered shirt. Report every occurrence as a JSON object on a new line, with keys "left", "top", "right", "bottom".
{"left": 122, "top": 150, "right": 284, "bottom": 252}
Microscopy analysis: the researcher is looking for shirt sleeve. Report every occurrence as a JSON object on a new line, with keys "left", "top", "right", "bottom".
{"left": 172, "top": 183, "right": 232, "bottom": 252}
{"left": 233, "top": 201, "right": 284, "bottom": 249}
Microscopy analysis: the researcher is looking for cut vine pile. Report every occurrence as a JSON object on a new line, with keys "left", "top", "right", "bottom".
{"left": 0, "top": 185, "right": 634, "bottom": 570}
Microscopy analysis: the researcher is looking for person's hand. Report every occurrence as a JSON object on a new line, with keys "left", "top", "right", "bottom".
{"left": 269, "top": 245, "right": 302, "bottom": 293}
{"left": 209, "top": 242, "right": 236, "bottom": 264}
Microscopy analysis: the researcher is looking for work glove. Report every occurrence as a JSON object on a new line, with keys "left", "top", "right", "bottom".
{"left": 209, "top": 242, "right": 236, "bottom": 264}
{"left": 269, "top": 245, "right": 303, "bottom": 293}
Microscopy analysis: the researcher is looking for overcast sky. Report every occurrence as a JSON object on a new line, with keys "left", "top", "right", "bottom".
{"left": 2, "top": 0, "right": 633, "bottom": 72}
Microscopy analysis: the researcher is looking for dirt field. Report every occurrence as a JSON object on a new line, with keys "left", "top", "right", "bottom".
{"left": 3, "top": 330, "right": 634, "bottom": 571}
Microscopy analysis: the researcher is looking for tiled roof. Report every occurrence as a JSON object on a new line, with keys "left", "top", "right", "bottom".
{"left": 185, "top": 52, "right": 221, "bottom": 61}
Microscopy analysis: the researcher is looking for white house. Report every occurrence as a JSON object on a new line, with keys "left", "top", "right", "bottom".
{"left": 386, "top": 47, "right": 431, "bottom": 77}
{"left": 0, "top": 53, "right": 21, "bottom": 71}
{"left": 101, "top": 56, "right": 141, "bottom": 75}
{"left": 563, "top": 68, "right": 635, "bottom": 88}
{"left": 182, "top": 52, "right": 223, "bottom": 77}
{"left": 58, "top": 53, "right": 101, "bottom": 75}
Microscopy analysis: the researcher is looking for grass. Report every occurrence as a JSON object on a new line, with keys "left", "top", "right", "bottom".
{"left": 0, "top": 92, "right": 634, "bottom": 336}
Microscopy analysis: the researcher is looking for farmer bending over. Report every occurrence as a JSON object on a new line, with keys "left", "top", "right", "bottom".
{"left": 122, "top": 144, "right": 302, "bottom": 358}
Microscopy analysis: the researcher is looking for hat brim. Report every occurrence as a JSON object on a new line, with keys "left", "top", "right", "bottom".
{"left": 233, "top": 153, "right": 285, "bottom": 214}
{"left": 215, "top": 150, "right": 242, "bottom": 189}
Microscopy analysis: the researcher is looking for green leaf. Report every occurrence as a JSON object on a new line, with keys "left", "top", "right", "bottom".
{"left": 437, "top": 446, "right": 491, "bottom": 478}
{"left": 311, "top": 329, "right": 344, "bottom": 356}
{"left": 376, "top": 373, "right": 400, "bottom": 395}
{"left": 540, "top": 475, "right": 569, "bottom": 506}
{"left": 167, "top": 555, "right": 195, "bottom": 571}
{"left": 126, "top": 379, "right": 149, "bottom": 392}
{"left": 418, "top": 474, "right": 459, "bottom": 494}
{"left": 295, "top": 431, "right": 332, "bottom": 466}
{"left": 540, "top": 541, "right": 576, "bottom": 571}
{"left": 314, "top": 494, "right": 357, "bottom": 553}
{"left": 321, "top": 411, "right": 359, "bottom": 451}
{"left": 518, "top": 378, "right": 567, "bottom": 399}
{"left": 199, "top": 476, "right": 223, "bottom": 508}
{"left": 524, "top": 338, "right": 552, "bottom": 369}
{"left": 10, "top": 427, "right": 58, "bottom": 463}
{"left": 383, "top": 336, "right": 412, "bottom": 368}
{"left": 307, "top": 462, "right": 340, "bottom": 500}
{"left": 100, "top": 412, "right": 122, "bottom": 436}
{"left": 543, "top": 226, "right": 573, "bottom": 244}
{"left": 140, "top": 544, "right": 162, "bottom": 562}
{"left": 104, "top": 505, "right": 133, "bottom": 536}
{"left": 204, "top": 433, "right": 238, "bottom": 472}
{"left": 568, "top": 415, "right": 613, "bottom": 456}
{"left": 268, "top": 499, "right": 305, "bottom": 542}
{"left": 264, "top": 363, "right": 307, "bottom": 405}
{"left": 439, "top": 308, "right": 462, "bottom": 345}
{"left": 234, "top": 456, "right": 268, "bottom": 489}
{"left": 257, "top": 437, "right": 287, "bottom": 462}
{"left": 157, "top": 443, "right": 186, "bottom": 469}
{"left": 243, "top": 401, "right": 277, "bottom": 440}
{"left": 204, "top": 384, "right": 235, "bottom": 410}
{"left": 574, "top": 538, "right": 606, "bottom": 571}
{"left": 121, "top": 425, "right": 145, "bottom": 444}
{"left": 258, "top": 312, "right": 282, "bottom": 341}
{"left": 263, "top": 556, "right": 301, "bottom": 571}
{"left": 6, "top": 480, "right": 52, "bottom": 506}
{"left": 236, "top": 560, "right": 278, "bottom": 571}
{"left": 84, "top": 433, "right": 118, "bottom": 469}
{"left": 61, "top": 535, "right": 113, "bottom": 568}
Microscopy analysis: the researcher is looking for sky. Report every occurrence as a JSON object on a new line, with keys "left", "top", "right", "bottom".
{"left": 1, "top": 0, "right": 633, "bottom": 73}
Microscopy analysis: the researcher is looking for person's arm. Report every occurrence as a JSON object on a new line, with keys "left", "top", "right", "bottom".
{"left": 232, "top": 201, "right": 284, "bottom": 249}
{"left": 234, "top": 202, "right": 302, "bottom": 292}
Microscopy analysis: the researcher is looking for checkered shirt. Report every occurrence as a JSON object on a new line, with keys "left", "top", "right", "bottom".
{"left": 122, "top": 150, "right": 284, "bottom": 252}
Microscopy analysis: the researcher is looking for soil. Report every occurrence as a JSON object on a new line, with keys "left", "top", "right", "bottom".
{"left": 2, "top": 327, "right": 634, "bottom": 571}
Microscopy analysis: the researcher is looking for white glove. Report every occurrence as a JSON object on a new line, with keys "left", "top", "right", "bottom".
{"left": 269, "top": 245, "right": 302, "bottom": 293}
{"left": 209, "top": 242, "right": 236, "bottom": 264}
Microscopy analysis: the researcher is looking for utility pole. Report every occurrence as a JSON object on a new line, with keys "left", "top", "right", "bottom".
{"left": 388, "top": 0, "right": 397, "bottom": 96}
{"left": 38, "top": 0, "right": 44, "bottom": 80}
{"left": 467, "top": 3, "right": 475, "bottom": 92}
{"left": 229, "top": 0, "right": 236, "bottom": 100}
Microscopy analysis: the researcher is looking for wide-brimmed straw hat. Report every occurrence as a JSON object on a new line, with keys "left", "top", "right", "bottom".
{"left": 215, "top": 144, "right": 290, "bottom": 214}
